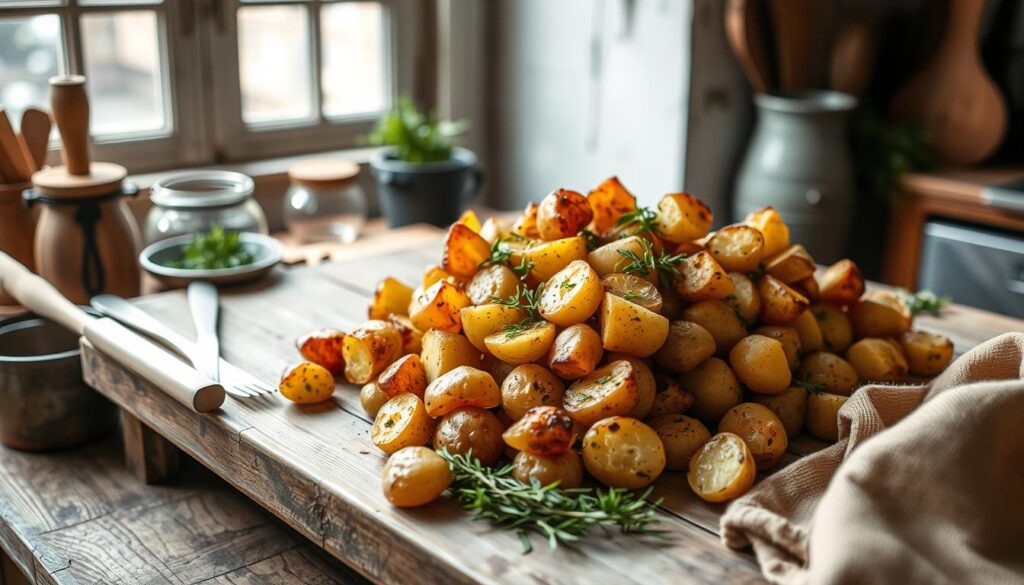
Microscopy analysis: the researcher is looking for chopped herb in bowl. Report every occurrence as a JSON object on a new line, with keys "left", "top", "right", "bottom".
{"left": 168, "top": 225, "right": 255, "bottom": 270}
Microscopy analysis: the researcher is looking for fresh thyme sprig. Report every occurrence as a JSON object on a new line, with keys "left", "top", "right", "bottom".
{"left": 616, "top": 241, "right": 686, "bottom": 288}
{"left": 493, "top": 284, "right": 542, "bottom": 321}
{"left": 792, "top": 374, "right": 828, "bottom": 395}
{"left": 480, "top": 237, "right": 534, "bottom": 279}
{"left": 898, "top": 289, "right": 951, "bottom": 317}
{"left": 614, "top": 206, "right": 659, "bottom": 237}
{"left": 439, "top": 450, "right": 665, "bottom": 553}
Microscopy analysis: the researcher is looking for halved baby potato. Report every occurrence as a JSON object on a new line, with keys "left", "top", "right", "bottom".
{"left": 850, "top": 291, "right": 912, "bottom": 339}
{"left": 600, "top": 273, "right": 663, "bottom": 313}
{"left": 753, "top": 325, "right": 801, "bottom": 369}
{"left": 729, "top": 334, "right": 792, "bottom": 394}
{"left": 718, "top": 403, "right": 788, "bottom": 471}
{"left": 675, "top": 251, "right": 734, "bottom": 302}
{"left": 279, "top": 362, "right": 335, "bottom": 404}
{"left": 501, "top": 363, "right": 566, "bottom": 420}
{"left": 706, "top": 225, "right": 765, "bottom": 273}
{"left": 648, "top": 414, "right": 710, "bottom": 471}
{"left": 725, "top": 273, "right": 761, "bottom": 325}
{"left": 765, "top": 244, "right": 816, "bottom": 284}
{"left": 360, "top": 381, "right": 389, "bottom": 419}
{"left": 582, "top": 416, "right": 666, "bottom": 489}
{"left": 502, "top": 405, "right": 577, "bottom": 457}
{"left": 845, "top": 338, "right": 909, "bottom": 382}
{"left": 791, "top": 309, "right": 824, "bottom": 352}
{"left": 466, "top": 264, "right": 520, "bottom": 306}
{"left": 387, "top": 315, "right": 424, "bottom": 355}
{"left": 648, "top": 374, "right": 696, "bottom": 418}
{"left": 484, "top": 320, "right": 556, "bottom": 364}
{"left": 898, "top": 331, "right": 954, "bottom": 377}
{"left": 538, "top": 260, "right": 603, "bottom": 326}
{"left": 813, "top": 304, "right": 854, "bottom": 353}
{"left": 587, "top": 236, "right": 655, "bottom": 282}
{"left": 818, "top": 259, "right": 865, "bottom": 305}
{"left": 758, "top": 275, "right": 810, "bottom": 325}
{"left": 599, "top": 293, "right": 670, "bottom": 357}
{"left": 460, "top": 304, "right": 529, "bottom": 353}
{"left": 743, "top": 206, "right": 790, "bottom": 257}
{"left": 512, "top": 450, "right": 584, "bottom": 489}
{"left": 547, "top": 323, "right": 603, "bottom": 380}
{"left": 420, "top": 329, "right": 483, "bottom": 383}
{"left": 409, "top": 280, "right": 472, "bottom": 333}
{"left": 537, "top": 189, "right": 594, "bottom": 241}
{"left": 563, "top": 360, "right": 640, "bottom": 428}
{"left": 423, "top": 365, "right": 501, "bottom": 417}
{"left": 296, "top": 328, "right": 346, "bottom": 374}
{"left": 342, "top": 320, "right": 404, "bottom": 384}
{"left": 372, "top": 394, "right": 435, "bottom": 454}
{"left": 681, "top": 300, "right": 747, "bottom": 356}
{"left": 587, "top": 176, "right": 637, "bottom": 234}
{"left": 655, "top": 193, "right": 713, "bottom": 243}
{"left": 798, "top": 351, "right": 859, "bottom": 396}
{"left": 377, "top": 353, "right": 428, "bottom": 398}
{"left": 687, "top": 432, "right": 756, "bottom": 503}
{"left": 368, "top": 277, "right": 414, "bottom": 320}
{"left": 516, "top": 236, "right": 588, "bottom": 285}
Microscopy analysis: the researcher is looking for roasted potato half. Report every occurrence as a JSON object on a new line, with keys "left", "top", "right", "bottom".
{"left": 537, "top": 189, "right": 594, "bottom": 241}
{"left": 587, "top": 176, "right": 637, "bottom": 234}
{"left": 460, "top": 304, "right": 529, "bottom": 353}
{"left": 372, "top": 393, "right": 435, "bottom": 454}
{"left": 587, "top": 236, "right": 655, "bottom": 282}
{"left": 377, "top": 353, "right": 428, "bottom": 398}
{"left": 655, "top": 193, "right": 713, "bottom": 243}
{"left": 500, "top": 363, "right": 566, "bottom": 420}
{"left": 279, "top": 362, "right": 335, "bottom": 404}
{"left": 805, "top": 392, "right": 848, "bottom": 442}
{"left": 538, "top": 260, "right": 603, "bottom": 326}
{"left": 706, "top": 225, "right": 765, "bottom": 273}
{"left": 421, "top": 264, "right": 461, "bottom": 289}
{"left": 423, "top": 365, "right": 501, "bottom": 417}
{"left": 758, "top": 275, "right": 810, "bottom": 325}
{"left": 818, "top": 259, "right": 865, "bottom": 305}
{"left": 765, "top": 244, "right": 816, "bottom": 284}
{"left": 512, "top": 202, "right": 540, "bottom": 238}
{"left": 381, "top": 446, "right": 453, "bottom": 508}
{"left": 360, "top": 382, "right": 389, "bottom": 419}
{"left": 563, "top": 360, "right": 640, "bottom": 428}
{"left": 729, "top": 334, "right": 792, "bottom": 394}
{"left": 681, "top": 300, "right": 747, "bottom": 356}
{"left": 502, "top": 405, "right": 577, "bottom": 457}
{"left": 512, "top": 450, "right": 584, "bottom": 489}
{"left": 582, "top": 416, "right": 666, "bottom": 489}
{"left": 718, "top": 403, "right": 788, "bottom": 470}
{"left": 342, "top": 320, "right": 404, "bottom": 384}
{"left": 648, "top": 374, "right": 695, "bottom": 418}
{"left": 433, "top": 407, "right": 506, "bottom": 466}
{"left": 484, "top": 320, "right": 557, "bottom": 365}
{"left": 387, "top": 315, "right": 424, "bottom": 355}
{"left": 466, "top": 264, "right": 520, "bottom": 306}
{"left": 653, "top": 320, "right": 716, "bottom": 373}
{"left": 742, "top": 206, "right": 790, "bottom": 257}
{"left": 687, "top": 432, "right": 756, "bottom": 503}
{"left": 750, "top": 386, "right": 807, "bottom": 437}
{"left": 898, "top": 331, "right": 954, "bottom": 377}
{"left": 812, "top": 304, "right": 854, "bottom": 353}
{"left": 753, "top": 325, "right": 801, "bottom": 369}
{"left": 420, "top": 329, "right": 483, "bottom": 383}
{"left": 648, "top": 414, "right": 710, "bottom": 471}
{"left": 845, "top": 338, "right": 909, "bottom": 382}
{"left": 674, "top": 251, "right": 735, "bottom": 302}
{"left": 679, "top": 357, "right": 743, "bottom": 422}
{"left": 791, "top": 309, "right": 824, "bottom": 352}
{"left": 599, "top": 293, "right": 670, "bottom": 357}
{"left": 517, "top": 236, "right": 588, "bottom": 285}
{"left": 600, "top": 273, "right": 663, "bottom": 313}
{"left": 296, "top": 328, "right": 346, "bottom": 374}
{"left": 369, "top": 277, "right": 414, "bottom": 320}
{"left": 409, "top": 280, "right": 472, "bottom": 333}
{"left": 725, "top": 273, "right": 761, "bottom": 325}
{"left": 547, "top": 323, "right": 603, "bottom": 380}
{"left": 850, "top": 292, "right": 913, "bottom": 339}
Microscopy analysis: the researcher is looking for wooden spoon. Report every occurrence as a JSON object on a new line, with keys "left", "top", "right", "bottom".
{"left": 769, "top": 0, "right": 822, "bottom": 90}
{"left": 725, "top": 0, "right": 773, "bottom": 93}
{"left": 19, "top": 108, "right": 51, "bottom": 172}
{"left": 0, "top": 109, "right": 33, "bottom": 182}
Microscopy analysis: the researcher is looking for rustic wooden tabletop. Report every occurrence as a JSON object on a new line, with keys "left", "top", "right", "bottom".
{"left": 78, "top": 225, "right": 1024, "bottom": 585}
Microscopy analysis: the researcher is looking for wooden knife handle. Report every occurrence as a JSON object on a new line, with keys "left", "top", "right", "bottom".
{"left": 49, "top": 75, "right": 91, "bottom": 176}
{"left": 0, "top": 251, "right": 92, "bottom": 335}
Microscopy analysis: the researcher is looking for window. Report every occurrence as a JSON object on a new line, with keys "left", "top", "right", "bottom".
{"left": 0, "top": 0, "right": 420, "bottom": 172}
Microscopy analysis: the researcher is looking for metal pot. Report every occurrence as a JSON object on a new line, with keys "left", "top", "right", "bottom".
{"left": 0, "top": 311, "right": 116, "bottom": 451}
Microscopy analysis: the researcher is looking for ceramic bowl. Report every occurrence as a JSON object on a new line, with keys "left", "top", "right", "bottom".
{"left": 140, "top": 232, "right": 282, "bottom": 288}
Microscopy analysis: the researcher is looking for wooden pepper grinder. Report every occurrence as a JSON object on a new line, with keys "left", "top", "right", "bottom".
{"left": 26, "top": 76, "right": 141, "bottom": 304}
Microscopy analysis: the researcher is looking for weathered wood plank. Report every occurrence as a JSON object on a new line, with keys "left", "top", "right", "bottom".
{"left": 121, "top": 409, "right": 182, "bottom": 484}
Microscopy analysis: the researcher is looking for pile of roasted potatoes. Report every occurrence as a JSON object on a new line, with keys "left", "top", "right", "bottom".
{"left": 283, "top": 178, "right": 955, "bottom": 507}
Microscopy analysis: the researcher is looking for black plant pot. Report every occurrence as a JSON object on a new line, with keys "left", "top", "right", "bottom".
{"left": 370, "top": 147, "right": 483, "bottom": 228}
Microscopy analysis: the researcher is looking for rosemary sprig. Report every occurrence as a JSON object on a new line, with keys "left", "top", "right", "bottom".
{"left": 439, "top": 450, "right": 665, "bottom": 553}
{"left": 792, "top": 374, "right": 828, "bottom": 395}
{"left": 614, "top": 206, "right": 659, "bottom": 237}
{"left": 479, "top": 237, "right": 534, "bottom": 279}
{"left": 898, "top": 289, "right": 951, "bottom": 317}
{"left": 616, "top": 241, "right": 686, "bottom": 288}
{"left": 503, "top": 318, "right": 539, "bottom": 339}
{"left": 580, "top": 228, "right": 603, "bottom": 251}
{"left": 493, "top": 284, "right": 542, "bottom": 321}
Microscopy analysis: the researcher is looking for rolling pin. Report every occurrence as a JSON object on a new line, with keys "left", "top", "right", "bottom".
{"left": 0, "top": 251, "right": 225, "bottom": 413}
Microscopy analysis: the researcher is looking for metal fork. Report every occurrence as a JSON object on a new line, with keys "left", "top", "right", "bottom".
{"left": 90, "top": 294, "right": 276, "bottom": 399}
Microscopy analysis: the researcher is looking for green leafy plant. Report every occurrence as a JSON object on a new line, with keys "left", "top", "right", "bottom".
{"left": 363, "top": 96, "right": 468, "bottom": 163}
{"left": 898, "top": 289, "right": 952, "bottom": 317}
{"left": 440, "top": 450, "right": 665, "bottom": 553}
{"left": 168, "top": 225, "right": 254, "bottom": 270}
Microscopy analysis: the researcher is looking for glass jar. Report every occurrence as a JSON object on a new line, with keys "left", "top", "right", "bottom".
{"left": 144, "top": 170, "right": 267, "bottom": 245}
{"left": 283, "top": 159, "right": 367, "bottom": 243}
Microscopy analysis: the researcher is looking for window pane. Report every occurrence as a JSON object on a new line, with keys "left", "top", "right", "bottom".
{"left": 81, "top": 11, "right": 167, "bottom": 136}
{"left": 0, "top": 15, "right": 63, "bottom": 129}
{"left": 321, "top": 2, "right": 386, "bottom": 117}
{"left": 237, "top": 5, "right": 313, "bottom": 125}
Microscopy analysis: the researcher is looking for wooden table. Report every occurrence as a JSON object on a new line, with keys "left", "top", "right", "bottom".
{"left": 79, "top": 225, "right": 1024, "bottom": 585}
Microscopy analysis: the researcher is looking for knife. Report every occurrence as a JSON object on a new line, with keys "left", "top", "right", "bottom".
{"left": 187, "top": 281, "right": 220, "bottom": 383}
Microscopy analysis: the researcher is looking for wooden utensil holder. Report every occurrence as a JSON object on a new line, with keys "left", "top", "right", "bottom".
{"left": 0, "top": 182, "right": 36, "bottom": 306}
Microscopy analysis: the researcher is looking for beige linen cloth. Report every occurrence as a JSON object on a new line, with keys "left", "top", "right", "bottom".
{"left": 720, "top": 332, "right": 1024, "bottom": 585}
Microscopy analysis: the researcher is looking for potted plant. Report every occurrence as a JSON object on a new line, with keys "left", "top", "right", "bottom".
{"left": 365, "top": 98, "right": 480, "bottom": 227}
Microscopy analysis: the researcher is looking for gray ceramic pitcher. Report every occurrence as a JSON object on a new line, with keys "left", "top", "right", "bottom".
{"left": 733, "top": 91, "right": 857, "bottom": 263}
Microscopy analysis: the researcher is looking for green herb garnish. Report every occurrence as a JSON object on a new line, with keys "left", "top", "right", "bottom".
{"left": 580, "top": 228, "right": 603, "bottom": 251}
{"left": 480, "top": 237, "right": 534, "bottom": 280}
{"left": 493, "top": 285, "right": 543, "bottom": 321}
{"left": 793, "top": 374, "right": 828, "bottom": 395}
{"left": 440, "top": 450, "right": 665, "bottom": 553}
{"left": 898, "top": 289, "right": 951, "bottom": 317}
{"left": 614, "top": 206, "right": 659, "bottom": 237}
{"left": 616, "top": 240, "right": 686, "bottom": 288}
{"left": 168, "top": 225, "right": 254, "bottom": 270}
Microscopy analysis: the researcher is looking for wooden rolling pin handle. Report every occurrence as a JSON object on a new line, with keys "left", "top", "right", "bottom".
{"left": 0, "top": 251, "right": 91, "bottom": 334}
{"left": 49, "top": 75, "right": 91, "bottom": 177}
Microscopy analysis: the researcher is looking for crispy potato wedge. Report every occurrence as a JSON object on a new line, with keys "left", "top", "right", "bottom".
{"left": 296, "top": 328, "right": 346, "bottom": 374}
{"left": 538, "top": 260, "right": 603, "bottom": 326}
{"left": 563, "top": 360, "right": 640, "bottom": 428}
{"left": 456, "top": 209, "right": 482, "bottom": 233}
{"left": 687, "top": 432, "right": 756, "bottom": 503}
{"left": 537, "top": 189, "right": 594, "bottom": 241}
{"left": 512, "top": 202, "right": 540, "bottom": 238}
{"left": 460, "top": 303, "right": 529, "bottom": 353}
{"left": 442, "top": 223, "right": 492, "bottom": 278}
{"left": 675, "top": 251, "right": 735, "bottom": 301}
{"left": 377, "top": 353, "right": 428, "bottom": 398}
{"left": 342, "top": 320, "right": 404, "bottom": 384}
{"left": 484, "top": 320, "right": 557, "bottom": 365}
{"left": 758, "top": 275, "right": 810, "bottom": 325}
{"left": 587, "top": 176, "right": 637, "bottom": 234}
{"left": 765, "top": 244, "right": 816, "bottom": 283}
{"left": 898, "top": 331, "right": 954, "bottom": 377}
{"left": 387, "top": 314, "right": 423, "bottom": 355}
{"left": 818, "top": 259, "right": 865, "bottom": 305}
{"left": 420, "top": 329, "right": 483, "bottom": 383}
{"left": 502, "top": 405, "right": 577, "bottom": 457}
{"left": 423, "top": 365, "right": 501, "bottom": 417}
{"left": 655, "top": 193, "right": 713, "bottom": 243}
{"left": 409, "top": 280, "right": 472, "bottom": 333}
{"left": 599, "top": 293, "right": 670, "bottom": 357}
{"left": 706, "top": 225, "right": 765, "bottom": 273}
{"left": 371, "top": 393, "right": 435, "bottom": 454}
{"left": 742, "top": 206, "right": 790, "bottom": 257}
{"left": 465, "top": 263, "right": 520, "bottom": 306}
{"left": 547, "top": 323, "right": 604, "bottom": 380}
{"left": 600, "top": 273, "right": 663, "bottom": 313}
{"left": 369, "top": 277, "right": 414, "bottom": 320}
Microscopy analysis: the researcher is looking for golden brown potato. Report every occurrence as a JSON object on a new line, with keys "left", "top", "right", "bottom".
{"left": 680, "top": 357, "right": 743, "bottom": 421}
{"left": 485, "top": 356, "right": 517, "bottom": 386}
{"left": 846, "top": 338, "right": 909, "bottom": 382}
{"left": 500, "top": 363, "right": 566, "bottom": 420}
{"left": 599, "top": 293, "right": 670, "bottom": 357}
{"left": 659, "top": 286, "right": 684, "bottom": 320}
{"left": 648, "top": 374, "right": 695, "bottom": 418}
{"left": 587, "top": 236, "right": 655, "bottom": 282}
{"left": 516, "top": 236, "right": 588, "bottom": 285}
{"left": 765, "top": 244, "right": 816, "bottom": 284}
{"left": 372, "top": 393, "right": 436, "bottom": 454}
{"left": 466, "top": 264, "right": 520, "bottom": 306}
{"left": 479, "top": 217, "right": 507, "bottom": 243}
{"left": 706, "top": 225, "right": 766, "bottom": 273}
{"left": 460, "top": 303, "right": 529, "bottom": 353}
{"left": 421, "top": 264, "right": 461, "bottom": 289}
{"left": 653, "top": 320, "right": 717, "bottom": 373}
{"left": 387, "top": 314, "right": 423, "bottom": 355}
{"left": 360, "top": 382, "right": 389, "bottom": 419}
{"left": 613, "top": 356, "right": 656, "bottom": 420}
{"left": 512, "top": 202, "right": 540, "bottom": 238}
{"left": 547, "top": 323, "right": 603, "bottom": 380}
{"left": 687, "top": 432, "right": 756, "bottom": 503}
{"left": 742, "top": 206, "right": 790, "bottom": 257}
{"left": 793, "top": 275, "right": 820, "bottom": 303}
{"left": 648, "top": 414, "right": 710, "bottom": 471}
{"left": 442, "top": 224, "right": 492, "bottom": 278}
{"left": 655, "top": 193, "right": 713, "bottom": 243}
{"left": 753, "top": 325, "right": 801, "bottom": 369}
{"left": 296, "top": 328, "right": 345, "bottom": 374}
{"left": 563, "top": 360, "right": 640, "bottom": 428}
{"left": 587, "top": 176, "right": 637, "bottom": 234}
{"left": 537, "top": 189, "right": 594, "bottom": 241}
{"left": 758, "top": 275, "right": 810, "bottom": 325}
{"left": 791, "top": 309, "right": 824, "bottom": 352}
{"left": 812, "top": 304, "right": 854, "bottom": 353}
{"left": 377, "top": 354, "right": 428, "bottom": 398}
{"left": 512, "top": 450, "right": 584, "bottom": 488}
{"left": 725, "top": 273, "right": 762, "bottom": 326}
{"left": 484, "top": 320, "right": 557, "bottom": 365}
{"left": 674, "top": 251, "right": 735, "bottom": 301}
{"left": 342, "top": 320, "right": 404, "bottom": 384}
{"left": 718, "top": 403, "right": 788, "bottom": 470}
{"left": 457, "top": 209, "right": 482, "bottom": 232}
{"left": 537, "top": 260, "right": 603, "bottom": 326}
{"left": 805, "top": 392, "right": 848, "bottom": 442}
{"left": 681, "top": 300, "right": 747, "bottom": 356}
{"left": 850, "top": 292, "right": 912, "bottom": 339}
{"left": 582, "top": 417, "right": 666, "bottom": 489}
{"left": 409, "top": 280, "right": 472, "bottom": 333}
{"left": 898, "top": 331, "right": 954, "bottom": 377}
{"left": 729, "top": 335, "right": 792, "bottom": 394}
{"left": 750, "top": 386, "right": 807, "bottom": 437}
{"left": 369, "top": 277, "right": 414, "bottom": 320}
{"left": 432, "top": 407, "right": 506, "bottom": 466}
{"left": 502, "top": 405, "right": 576, "bottom": 456}
{"left": 798, "top": 351, "right": 860, "bottom": 396}
{"left": 279, "top": 362, "right": 335, "bottom": 404}
{"left": 423, "top": 365, "right": 501, "bottom": 417}
{"left": 818, "top": 259, "right": 865, "bottom": 305}
{"left": 420, "top": 329, "right": 483, "bottom": 383}
{"left": 381, "top": 446, "right": 453, "bottom": 507}
{"left": 600, "top": 273, "right": 663, "bottom": 313}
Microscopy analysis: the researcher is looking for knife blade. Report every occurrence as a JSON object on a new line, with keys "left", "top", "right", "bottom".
{"left": 187, "top": 281, "right": 220, "bottom": 383}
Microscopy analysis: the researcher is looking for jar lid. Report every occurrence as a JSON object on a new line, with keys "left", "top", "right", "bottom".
{"left": 150, "top": 170, "right": 255, "bottom": 210}
{"left": 288, "top": 159, "right": 360, "bottom": 190}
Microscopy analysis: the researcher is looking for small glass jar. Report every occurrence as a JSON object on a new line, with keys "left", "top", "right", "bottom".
{"left": 284, "top": 159, "right": 367, "bottom": 243}
{"left": 144, "top": 170, "right": 267, "bottom": 245}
